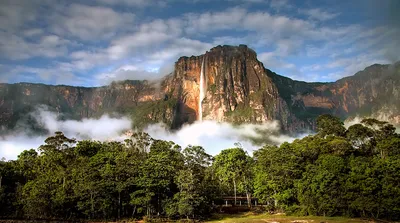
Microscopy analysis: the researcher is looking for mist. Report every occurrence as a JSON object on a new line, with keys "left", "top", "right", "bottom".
{"left": 96, "top": 63, "right": 174, "bottom": 86}
{"left": 145, "top": 120, "right": 298, "bottom": 156}
{"left": 0, "top": 107, "right": 298, "bottom": 160}
{"left": 345, "top": 115, "right": 400, "bottom": 133}
{"left": 0, "top": 107, "right": 133, "bottom": 160}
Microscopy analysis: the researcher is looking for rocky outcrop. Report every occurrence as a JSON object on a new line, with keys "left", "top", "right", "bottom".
{"left": 0, "top": 45, "right": 399, "bottom": 134}
{"left": 171, "top": 46, "right": 273, "bottom": 120}
{"left": 168, "top": 45, "right": 303, "bottom": 132}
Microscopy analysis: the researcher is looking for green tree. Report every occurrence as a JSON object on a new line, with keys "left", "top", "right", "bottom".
{"left": 253, "top": 143, "right": 302, "bottom": 210}
{"left": 131, "top": 140, "right": 183, "bottom": 218}
{"left": 19, "top": 132, "right": 76, "bottom": 219}
{"left": 345, "top": 157, "right": 382, "bottom": 218}
{"left": 172, "top": 146, "right": 213, "bottom": 219}
{"left": 316, "top": 114, "right": 346, "bottom": 137}
{"left": 346, "top": 124, "right": 375, "bottom": 154}
{"left": 213, "top": 147, "right": 253, "bottom": 206}
{"left": 297, "top": 155, "right": 347, "bottom": 216}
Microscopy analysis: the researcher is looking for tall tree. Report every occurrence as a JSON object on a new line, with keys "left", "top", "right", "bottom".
{"left": 213, "top": 147, "right": 252, "bottom": 206}
{"left": 131, "top": 140, "right": 183, "bottom": 217}
{"left": 253, "top": 143, "right": 302, "bottom": 210}
{"left": 316, "top": 114, "right": 346, "bottom": 137}
{"left": 172, "top": 146, "right": 213, "bottom": 219}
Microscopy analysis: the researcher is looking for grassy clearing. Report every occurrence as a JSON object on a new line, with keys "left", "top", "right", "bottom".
{"left": 206, "top": 213, "right": 370, "bottom": 223}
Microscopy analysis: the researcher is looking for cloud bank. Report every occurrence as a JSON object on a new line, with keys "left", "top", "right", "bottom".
{"left": 0, "top": 107, "right": 297, "bottom": 160}
{"left": 1, "top": 0, "right": 399, "bottom": 86}
{"left": 0, "top": 107, "right": 132, "bottom": 160}
{"left": 145, "top": 121, "right": 298, "bottom": 156}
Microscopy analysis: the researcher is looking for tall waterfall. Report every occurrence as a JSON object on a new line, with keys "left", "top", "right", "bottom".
{"left": 198, "top": 57, "right": 205, "bottom": 121}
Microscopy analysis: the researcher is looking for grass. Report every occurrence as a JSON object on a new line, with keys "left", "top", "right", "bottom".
{"left": 206, "top": 213, "right": 370, "bottom": 223}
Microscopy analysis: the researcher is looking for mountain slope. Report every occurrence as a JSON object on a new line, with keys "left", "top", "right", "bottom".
{"left": 0, "top": 45, "right": 399, "bottom": 134}
{"left": 272, "top": 62, "right": 400, "bottom": 125}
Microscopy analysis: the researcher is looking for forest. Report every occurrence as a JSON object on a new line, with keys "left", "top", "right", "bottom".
{"left": 0, "top": 115, "right": 399, "bottom": 221}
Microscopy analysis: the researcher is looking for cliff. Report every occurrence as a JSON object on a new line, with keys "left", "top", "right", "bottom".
{"left": 0, "top": 45, "right": 399, "bottom": 134}
{"left": 169, "top": 45, "right": 298, "bottom": 131}
{"left": 271, "top": 62, "right": 400, "bottom": 126}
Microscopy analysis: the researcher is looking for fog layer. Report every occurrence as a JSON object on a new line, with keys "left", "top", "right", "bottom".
{"left": 0, "top": 107, "right": 297, "bottom": 160}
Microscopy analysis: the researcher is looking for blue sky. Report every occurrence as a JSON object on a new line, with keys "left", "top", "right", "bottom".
{"left": 0, "top": 0, "right": 399, "bottom": 86}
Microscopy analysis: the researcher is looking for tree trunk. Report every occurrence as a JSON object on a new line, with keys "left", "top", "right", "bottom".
{"left": 132, "top": 205, "right": 137, "bottom": 218}
{"left": 118, "top": 191, "right": 121, "bottom": 220}
{"left": 246, "top": 192, "right": 251, "bottom": 208}
{"left": 233, "top": 179, "right": 237, "bottom": 206}
{"left": 0, "top": 175, "right": 2, "bottom": 189}
{"left": 157, "top": 192, "right": 160, "bottom": 216}
{"left": 90, "top": 192, "right": 94, "bottom": 219}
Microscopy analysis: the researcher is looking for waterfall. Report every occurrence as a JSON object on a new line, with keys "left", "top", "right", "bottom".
{"left": 198, "top": 57, "right": 205, "bottom": 121}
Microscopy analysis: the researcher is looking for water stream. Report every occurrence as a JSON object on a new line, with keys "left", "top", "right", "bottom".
{"left": 199, "top": 57, "right": 205, "bottom": 121}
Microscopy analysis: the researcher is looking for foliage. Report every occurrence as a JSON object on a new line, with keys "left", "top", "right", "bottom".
{"left": 1, "top": 116, "right": 400, "bottom": 221}
{"left": 225, "top": 105, "right": 254, "bottom": 123}
{"left": 213, "top": 147, "right": 254, "bottom": 207}
{"left": 316, "top": 114, "right": 346, "bottom": 137}
{"left": 254, "top": 117, "right": 400, "bottom": 219}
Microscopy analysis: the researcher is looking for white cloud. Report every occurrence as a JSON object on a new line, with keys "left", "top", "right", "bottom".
{"left": 317, "top": 54, "right": 389, "bottom": 81}
{"left": 145, "top": 120, "right": 297, "bottom": 156}
{"left": 0, "top": 106, "right": 132, "bottom": 160}
{"left": 0, "top": 0, "right": 38, "bottom": 32}
{"left": 269, "top": 0, "right": 292, "bottom": 11}
{"left": 0, "top": 135, "right": 44, "bottom": 161}
{"left": 184, "top": 7, "right": 248, "bottom": 34}
{"left": 95, "top": 64, "right": 174, "bottom": 85}
{"left": 148, "top": 38, "right": 212, "bottom": 62}
{"left": 242, "top": 11, "right": 313, "bottom": 38}
{"left": 108, "top": 32, "right": 173, "bottom": 60}
{"left": 95, "top": 37, "right": 212, "bottom": 84}
{"left": 275, "top": 38, "right": 302, "bottom": 57}
{"left": 34, "top": 107, "right": 132, "bottom": 140}
{"left": 52, "top": 3, "right": 135, "bottom": 40}
{"left": 95, "top": 0, "right": 166, "bottom": 7}
{"left": 23, "top": 28, "right": 43, "bottom": 37}
{"left": 7, "top": 65, "right": 90, "bottom": 86}
{"left": 0, "top": 32, "right": 70, "bottom": 60}
{"left": 107, "top": 18, "right": 183, "bottom": 60}
{"left": 299, "top": 8, "right": 340, "bottom": 21}
{"left": 300, "top": 64, "right": 323, "bottom": 72}
{"left": 258, "top": 52, "right": 296, "bottom": 70}
{"left": 69, "top": 49, "right": 111, "bottom": 70}
{"left": 1, "top": 1, "right": 398, "bottom": 85}
{"left": 0, "top": 106, "right": 298, "bottom": 160}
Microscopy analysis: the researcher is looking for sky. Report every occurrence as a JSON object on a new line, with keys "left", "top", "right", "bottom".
{"left": 0, "top": 0, "right": 399, "bottom": 86}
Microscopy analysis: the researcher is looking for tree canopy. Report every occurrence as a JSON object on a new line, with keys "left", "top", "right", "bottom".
{"left": 0, "top": 117, "right": 399, "bottom": 221}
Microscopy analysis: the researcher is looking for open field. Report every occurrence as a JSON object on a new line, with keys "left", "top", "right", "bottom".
{"left": 206, "top": 213, "right": 375, "bottom": 223}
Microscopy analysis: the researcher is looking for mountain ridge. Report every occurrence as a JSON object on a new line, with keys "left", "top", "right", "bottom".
{"left": 0, "top": 45, "right": 399, "bottom": 134}
{"left": 3, "top": 58, "right": 398, "bottom": 88}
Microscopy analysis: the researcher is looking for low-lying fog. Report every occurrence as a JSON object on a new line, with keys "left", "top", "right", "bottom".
{"left": 0, "top": 106, "right": 299, "bottom": 160}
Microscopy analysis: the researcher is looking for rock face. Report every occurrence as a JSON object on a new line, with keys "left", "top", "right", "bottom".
{"left": 0, "top": 80, "right": 174, "bottom": 132}
{"left": 169, "top": 45, "right": 296, "bottom": 131}
{"left": 271, "top": 62, "right": 400, "bottom": 129}
{"left": 0, "top": 45, "right": 399, "bottom": 134}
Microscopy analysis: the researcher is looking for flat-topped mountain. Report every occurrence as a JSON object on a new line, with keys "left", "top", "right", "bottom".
{"left": 1, "top": 45, "right": 399, "bottom": 134}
